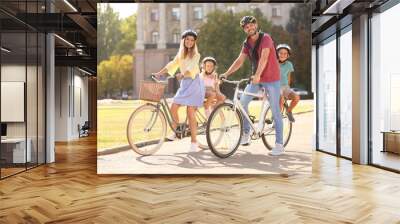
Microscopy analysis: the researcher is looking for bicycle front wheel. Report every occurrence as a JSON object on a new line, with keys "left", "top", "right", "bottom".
{"left": 261, "top": 105, "right": 292, "bottom": 150}
{"left": 195, "top": 108, "right": 209, "bottom": 150}
{"left": 127, "top": 104, "right": 167, "bottom": 155}
{"left": 206, "top": 103, "right": 243, "bottom": 158}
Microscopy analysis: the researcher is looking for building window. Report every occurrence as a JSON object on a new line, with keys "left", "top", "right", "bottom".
{"left": 151, "top": 31, "right": 159, "bottom": 43}
{"left": 193, "top": 7, "right": 203, "bottom": 20}
{"left": 172, "top": 32, "right": 180, "bottom": 43}
{"left": 172, "top": 8, "right": 180, "bottom": 21}
{"left": 272, "top": 6, "right": 281, "bottom": 17}
{"left": 150, "top": 9, "right": 159, "bottom": 21}
{"left": 227, "top": 6, "right": 235, "bottom": 13}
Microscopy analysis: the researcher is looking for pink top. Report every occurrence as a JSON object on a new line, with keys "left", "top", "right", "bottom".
{"left": 203, "top": 73, "right": 216, "bottom": 89}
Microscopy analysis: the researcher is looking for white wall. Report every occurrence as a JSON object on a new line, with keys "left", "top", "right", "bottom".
{"left": 55, "top": 67, "right": 89, "bottom": 141}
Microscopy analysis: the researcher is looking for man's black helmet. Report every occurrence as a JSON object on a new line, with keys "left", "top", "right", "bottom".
{"left": 181, "top": 29, "right": 198, "bottom": 40}
{"left": 240, "top": 16, "right": 257, "bottom": 28}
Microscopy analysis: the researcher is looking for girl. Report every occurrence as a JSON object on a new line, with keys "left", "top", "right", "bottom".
{"left": 153, "top": 30, "right": 205, "bottom": 152}
{"left": 201, "top": 57, "right": 226, "bottom": 117}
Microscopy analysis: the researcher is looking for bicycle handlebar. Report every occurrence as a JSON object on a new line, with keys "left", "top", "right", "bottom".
{"left": 220, "top": 77, "right": 251, "bottom": 85}
{"left": 151, "top": 74, "right": 174, "bottom": 84}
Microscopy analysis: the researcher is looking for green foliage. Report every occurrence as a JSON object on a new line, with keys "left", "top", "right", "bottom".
{"left": 114, "top": 15, "right": 137, "bottom": 55}
{"left": 97, "top": 5, "right": 137, "bottom": 98}
{"left": 286, "top": 4, "right": 312, "bottom": 93}
{"left": 97, "top": 4, "right": 122, "bottom": 62}
{"left": 98, "top": 55, "right": 133, "bottom": 98}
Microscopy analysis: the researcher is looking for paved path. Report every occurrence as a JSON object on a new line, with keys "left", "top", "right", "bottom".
{"left": 98, "top": 112, "right": 314, "bottom": 175}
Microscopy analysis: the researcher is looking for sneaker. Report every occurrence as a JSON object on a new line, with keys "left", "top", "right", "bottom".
{"left": 166, "top": 133, "right": 176, "bottom": 141}
{"left": 240, "top": 132, "right": 251, "bottom": 146}
{"left": 189, "top": 142, "right": 198, "bottom": 153}
{"left": 269, "top": 143, "right": 284, "bottom": 156}
{"left": 287, "top": 111, "right": 295, "bottom": 122}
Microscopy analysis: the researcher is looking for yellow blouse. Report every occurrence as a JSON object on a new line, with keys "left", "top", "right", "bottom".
{"left": 165, "top": 53, "right": 201, "bottom": 79}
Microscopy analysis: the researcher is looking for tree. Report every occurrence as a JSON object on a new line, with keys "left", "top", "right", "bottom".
{"left": 98, "top": 59, "right": 115, "bottom": 98}
{"left": 117, "top": 55, "right": 134, "bottom": 96}
{"left": 97, "top": 55, "right": 134, "bottom": 99}
{"left": 114, "top": 15, "right": 137, "bottom": 55}
{"left": 97, "top": 4, "right": 122, "bottom": 62}
{"left": 286, "top": 4, "right": 312, "bottom": 93}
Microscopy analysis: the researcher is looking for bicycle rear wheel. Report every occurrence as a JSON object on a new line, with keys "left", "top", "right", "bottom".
{"left": 127, "top": 104, "right": 167, "bottom": 155}
{"left": 261, "top": 105, "right": 292, "bottom": 150}
{"left": 206, "top": 103, "right": 242, "bottom": 158}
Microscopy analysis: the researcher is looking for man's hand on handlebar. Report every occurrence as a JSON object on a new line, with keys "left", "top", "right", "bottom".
{"left": 251, "top": 75, "right": 260, "bottom": 84}
{"left": 219, "top": 73, "right": 228, "bottom": 80}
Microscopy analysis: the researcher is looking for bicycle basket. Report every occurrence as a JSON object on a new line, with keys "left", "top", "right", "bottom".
{"left": 139, "top": 81, "right": 166, "bottom": 102}
{"left": 219, "top": 82, "right": 236, "bottom": 101}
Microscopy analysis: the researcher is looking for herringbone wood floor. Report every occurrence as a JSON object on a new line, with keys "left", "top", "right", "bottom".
{"left": 1, "top": 135, "right": 400, "bottom": 223}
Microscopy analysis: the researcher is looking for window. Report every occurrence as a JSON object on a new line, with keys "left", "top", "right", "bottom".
{"left": 339, "top": 28, "right": 352, "bottom": 158}
{"left": 272, "top": 6, "right": 281, "bottom": 17}
{"left": 150, "top": 9, "right": 159, "bottom": 21}
{"left": 172, "top": 8, "right": 180, "bottom": 21}
{"left": 317, "top": 36, "right": 337, "bottom": 155}
{"left": 172, "top": 32, "right": 180, "bottom": 43}
{"left": 151, "top": 31, "right": 159, "bottom": 43}
{"left": 0, "top": 1, "right": 46, "bottom": 179}
{"left": 193, "top": 7, "right": 203, "bottom": 20}
{"left": 370, "top": 3, "right": 400, "bottom": 171}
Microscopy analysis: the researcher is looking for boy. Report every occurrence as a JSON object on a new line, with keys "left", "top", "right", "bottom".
{"left": 276, "top": 44, "right": 300, "bottom": 122}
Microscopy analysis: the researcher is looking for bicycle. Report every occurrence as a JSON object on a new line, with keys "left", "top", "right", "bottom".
{"left": 206, "top": 78, "right": 293, "bottom": 158}
{"left": 126, "top": 75, "right": 218, "bottom": 155}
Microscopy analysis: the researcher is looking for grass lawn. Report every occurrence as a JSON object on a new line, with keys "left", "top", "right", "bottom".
{"left": 98, "top": 99, "right": 314, "bottom": 150}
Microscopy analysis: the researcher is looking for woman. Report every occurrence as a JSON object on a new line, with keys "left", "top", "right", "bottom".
{"left": 153, "top": 29, "right": 205, "bottom": 152}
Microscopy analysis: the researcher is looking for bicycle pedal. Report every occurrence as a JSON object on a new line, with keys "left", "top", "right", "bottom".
{"left": 249, "top": 115, "right": 256, "bottom": 123}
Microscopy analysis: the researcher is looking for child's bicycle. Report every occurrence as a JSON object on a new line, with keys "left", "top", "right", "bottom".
{"left": 206, "top": 77, "right": 293, "bottom": 158}
{"left": 127, "top": 75, "right": 221, "bottom": 155}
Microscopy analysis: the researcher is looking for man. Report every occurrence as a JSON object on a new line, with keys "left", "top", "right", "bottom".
{"left": 220, "top": 16, "right": 284, "bottom": 156}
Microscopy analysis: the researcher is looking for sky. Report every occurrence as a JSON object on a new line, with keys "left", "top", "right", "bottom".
{"left": 108, "top": 3, "right": 137, "bottom": 19}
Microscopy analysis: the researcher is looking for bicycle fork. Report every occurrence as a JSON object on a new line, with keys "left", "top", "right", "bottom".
{"left": 144, "top": 104, "right": 161, "bottom": 132}
{"left": 257, "top": 100, "right": 270, "bottom": 133}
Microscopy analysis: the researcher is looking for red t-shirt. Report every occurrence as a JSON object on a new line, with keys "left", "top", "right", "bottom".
{"left": 241, "top": 33, "right": 280, "bottom": 83}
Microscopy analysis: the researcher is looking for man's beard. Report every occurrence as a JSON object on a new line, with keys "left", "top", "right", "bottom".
{"left": 247, "top": 29, "right": 257, "bottom": 37}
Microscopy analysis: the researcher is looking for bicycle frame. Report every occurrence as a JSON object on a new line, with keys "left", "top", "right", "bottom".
{"left": 147, "top": 78, "right": 207, "bottom": 136}
{"left": 224, "top": 79, "right": 273, "bottom": 138}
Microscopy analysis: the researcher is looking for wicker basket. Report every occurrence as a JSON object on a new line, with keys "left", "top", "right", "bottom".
{"left": 139, "top": 81, "right": 166, "bottom": 102}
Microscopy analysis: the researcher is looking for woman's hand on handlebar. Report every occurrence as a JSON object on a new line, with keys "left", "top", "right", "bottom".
{"left": 151, "top": 72, "right": 162, "bottom": 80}
{"left": 175, "top": 73, "right": 184, "bottom": 80}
